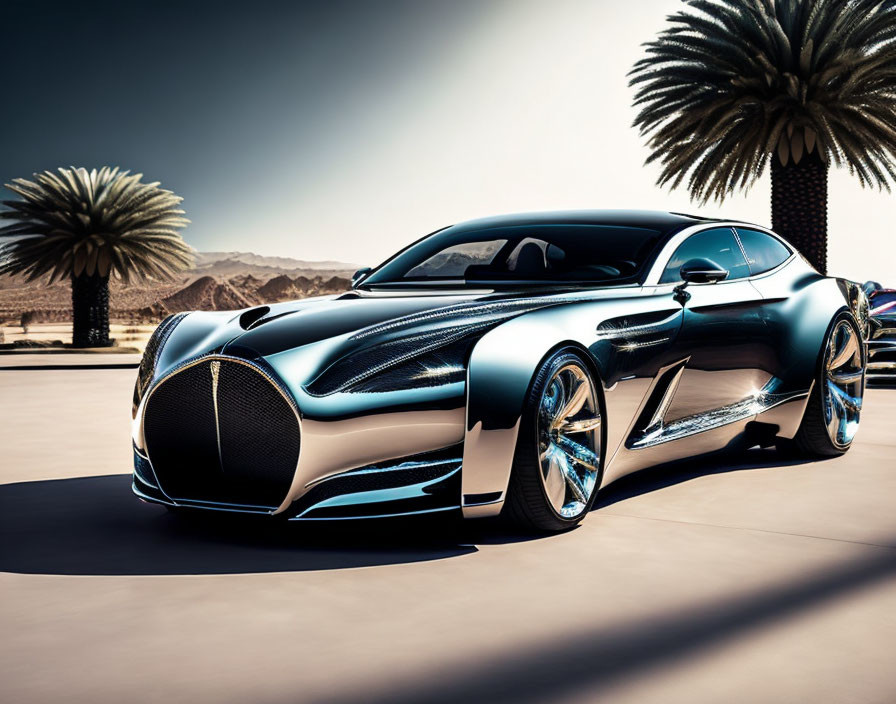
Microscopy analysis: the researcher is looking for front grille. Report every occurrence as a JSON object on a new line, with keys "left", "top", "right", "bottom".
{"left": 143, "top": 357, "right": 300, "bottom": 508}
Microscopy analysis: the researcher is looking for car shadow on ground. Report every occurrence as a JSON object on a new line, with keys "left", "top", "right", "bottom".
{"left": 0, "top": 448, "right": 810, "bottom": 577}
{"left": 0, "top": 474, "right": 478, "bottom": 576}
{"left": 594, "top": 446, "right": 813, "bottom": 510}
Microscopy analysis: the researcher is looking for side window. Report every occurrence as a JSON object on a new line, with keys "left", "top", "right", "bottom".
{"left": 505, "top": 237, "right": 549, "bottom": 271}
{"left": 659, "top": 228, "right": 750, "bottom": 284}
{"left": 405, "top": 239, "right": 506, "bottom": 278}
{"left": 735, "top": 228, "right": 792, "bottom": 275}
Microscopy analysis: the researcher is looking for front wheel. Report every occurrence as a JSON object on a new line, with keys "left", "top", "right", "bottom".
{"left": 784, "top": 312, "right": 865, "bottom": 457}
{"left": 504, "top": 349, "right": 604, "bottom": 532}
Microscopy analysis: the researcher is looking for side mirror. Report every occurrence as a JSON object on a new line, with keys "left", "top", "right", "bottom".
{"left": 679, "top": 258, "right": 728, "bottom": 284}
{"left": 351, "top": 267, "right": 372, "bottom": 287}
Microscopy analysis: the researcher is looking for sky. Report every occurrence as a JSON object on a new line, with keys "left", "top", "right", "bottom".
{"left": 2, "top": 0, "right": 894, "bottom": 283}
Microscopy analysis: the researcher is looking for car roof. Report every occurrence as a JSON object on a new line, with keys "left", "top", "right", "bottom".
{"left": 446, "top": 209, "right": 722, "bottom": 236}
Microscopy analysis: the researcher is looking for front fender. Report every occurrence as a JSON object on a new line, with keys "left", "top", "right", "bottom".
{"left": 461, "top": 292, "right": 682, "bottom": 517}
{"left": 154, "top": 310, "right": 243, "bottom": 377}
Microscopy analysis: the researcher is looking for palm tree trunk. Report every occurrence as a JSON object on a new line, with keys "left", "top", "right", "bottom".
{"left": 770, "top": 150, "right": 829, "bottom": 274}
{"left": 71, "top": 274, "right": 111, "bottom": 347}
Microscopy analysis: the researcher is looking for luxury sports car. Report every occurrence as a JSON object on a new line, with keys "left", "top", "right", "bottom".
{"left": 865, "top": 285, "right": 896, "bottom": 385}
{"left": 132, "top": 211, "right": 869, "bottom": 532}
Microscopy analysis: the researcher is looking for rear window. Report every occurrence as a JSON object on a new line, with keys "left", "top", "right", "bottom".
{"left": 735, "top": 228, "right": 792, "bottom": 275}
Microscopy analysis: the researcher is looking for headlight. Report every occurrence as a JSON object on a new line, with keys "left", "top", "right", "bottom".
{"left": 348, "top": 336, "right": 474, "bottom": 392}
{"left": 132, "top": 313, "right": 187, "bottom": 417}
{"left": 306, "top": 323, "right": 488, "bottom": 395}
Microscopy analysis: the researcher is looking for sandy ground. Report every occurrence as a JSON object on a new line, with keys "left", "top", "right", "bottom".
{"left": 0, "top": 323, "right": 156, "bottom": 351}
{"left": 1, "top": 365, "right": 894, "bottom": 704}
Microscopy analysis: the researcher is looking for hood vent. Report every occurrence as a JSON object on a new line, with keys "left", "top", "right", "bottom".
{"left": 238, "top": 306, "right": 271, "bottom": 330}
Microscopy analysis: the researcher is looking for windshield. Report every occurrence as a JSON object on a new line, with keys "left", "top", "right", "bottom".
{"left": 362, "top": 224, "right": 663, "bottom": 287}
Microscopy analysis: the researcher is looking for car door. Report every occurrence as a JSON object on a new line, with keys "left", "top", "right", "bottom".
{"left": 658, "top": 227, "right": 771, "bottom": 422}
{"left": 730, "top": 225, "right": 801, "bottom": 382}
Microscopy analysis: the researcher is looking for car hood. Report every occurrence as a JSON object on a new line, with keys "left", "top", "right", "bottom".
{"left": 224, "top": 290, "right": 505, "bottom": 356}
{"left": 155, "top": 285, "right": 642, "bottom": 381}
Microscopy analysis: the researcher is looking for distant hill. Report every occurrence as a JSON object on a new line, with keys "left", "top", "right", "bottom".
{"left": 0, "top": 251, "right": 355, "bottom": 323}
{"left": 142, "top": 273, "right": 351, "bottom": 317}
{"left": 195, "top": 251, "right": 355, "bottom": 271}
{"left": 146, "top": 276, "right": 255, "bottom": 315}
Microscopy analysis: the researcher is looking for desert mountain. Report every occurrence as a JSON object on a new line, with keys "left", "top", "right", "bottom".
{"left": 145, "top": 276, "right": 255, "bottom": 316}
{"left": 143, "top": 273, "right": 350, "bottom": 318}
{"left": 195, "top": 251, "right": 354, "bottom": 272}
{"left": 257, "top": 274, "right": 299, "bottom": 300}
{"left": 0, "top": 251, "right": 355, "bottom": 324}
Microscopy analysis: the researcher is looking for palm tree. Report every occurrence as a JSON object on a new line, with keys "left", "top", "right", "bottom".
{"left": 0, "top": 167, "right": 192, "bottom": 347}
{"left": 629, "top": 0, "right": 896, "bottom": 274}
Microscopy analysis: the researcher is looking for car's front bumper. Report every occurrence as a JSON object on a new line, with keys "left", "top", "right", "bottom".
{"left": 132, "top": 350, "right": 469, "bottom": 520}
{"left": 133, "top": 441, "right": 465, "bottom": 520}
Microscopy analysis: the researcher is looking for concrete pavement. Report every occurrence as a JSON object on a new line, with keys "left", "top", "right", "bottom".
{"left": 1, "top": 367, "right": 895, "bottom": 703}
{"left": 0, "top": 352, "right": 141, "bottom": 370}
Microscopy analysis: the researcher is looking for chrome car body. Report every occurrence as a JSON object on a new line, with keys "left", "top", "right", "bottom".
{"left": 131, "top": 211, "right": 867, "bottom": 522}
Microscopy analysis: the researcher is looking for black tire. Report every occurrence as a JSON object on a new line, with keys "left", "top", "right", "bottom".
{"left": 504, "top": 348, "right": 604, "bottom": 533}
{"left": 781, "top": 311, "right": 865, "bottom": 458}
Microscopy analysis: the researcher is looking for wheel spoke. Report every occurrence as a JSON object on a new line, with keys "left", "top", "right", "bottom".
{"left": 540, "top": 382, "right": 558, "bottom": 416}
{"left": 828, "top": 326, "right": 858, "bottom": 371}
{"left": 556, "top": 453, "right": 588, "bottom": 503}
{"left": 819, "top": 321, "right": 865, "bottom": 449}
{"left": 551, "top": 377, "right": 589, "bottom": 429}
{"left": 536, "top": 362, "right": 600, "bottom": 518}
{"left": 542, "top": 448, "right": 567, "bottom": 509}
{"left": 554, "top": 434, "right": 600, "bottom": 473}
{"left": 555, "top": 416, "right": 602, "bottom": 434}
{"left": 831, "top": 393, "right": 852, "bottom": 446}
{"left": 827, "top": 369, "right": 863, "bottom": 385}
{"left": 827, "top": 379, "right": 862, "bottom": 414}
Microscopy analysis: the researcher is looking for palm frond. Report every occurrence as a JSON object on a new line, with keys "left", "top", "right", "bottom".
{"left": 0, "top": 166, "right": 193, "bottom": 282}
{"left": 630, "top": 0, "right": 896, "bottom": 201}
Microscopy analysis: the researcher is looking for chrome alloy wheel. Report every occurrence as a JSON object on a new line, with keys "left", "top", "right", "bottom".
{"left": 824, "top": 320, "right": 865, "bottom": 448}
{"left": 537, "top": 363, "right": 602, "bottom": 518}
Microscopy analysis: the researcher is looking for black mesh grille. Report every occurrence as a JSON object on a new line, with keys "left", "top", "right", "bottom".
{"left": 143, "top": 358, "right": 299, "bottom": 508}
{"left": 133, "top": 313, "right": 187, "bottom": 414}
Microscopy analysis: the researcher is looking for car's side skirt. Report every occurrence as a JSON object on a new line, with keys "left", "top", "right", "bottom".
{"left": 627, "top": 384, "right": 811, "bottom": 450}
{"left": 603, "top": 381, "right": 811, "bottom": 484}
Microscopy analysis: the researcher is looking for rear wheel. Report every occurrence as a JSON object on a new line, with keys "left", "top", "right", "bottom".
{"left": 504, "top": 349, "right": 604, "bottom": 532}
{"left": 785, "top": 312, "right": 865, "bottom": 457}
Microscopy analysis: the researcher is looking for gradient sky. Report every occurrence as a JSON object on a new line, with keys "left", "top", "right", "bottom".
{"left": 2, "top": 0, "right": 894, "bottom": 283}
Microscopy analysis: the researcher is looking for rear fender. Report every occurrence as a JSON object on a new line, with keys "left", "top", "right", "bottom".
{"left": 743, "top": 261, "right": 862, "bottom": 437}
